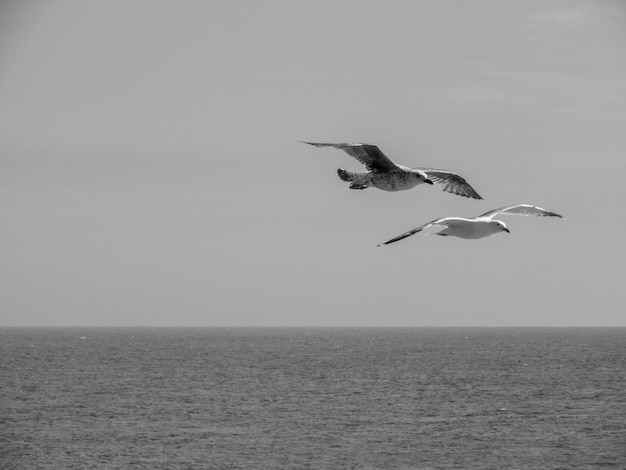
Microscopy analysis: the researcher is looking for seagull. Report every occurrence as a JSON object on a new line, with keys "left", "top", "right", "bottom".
{"left": 378, "top": 204, "right": 563, "bottom": 245}
{"left": 301, "top": 141, "right": 482, "bottom": 199}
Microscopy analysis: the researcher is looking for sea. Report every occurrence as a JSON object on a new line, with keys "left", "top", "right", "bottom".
{"left": 1, "top": 327, "right": 625, "bottom": 469}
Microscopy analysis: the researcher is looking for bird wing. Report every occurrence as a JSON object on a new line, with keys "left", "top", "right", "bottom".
{"left": 478, "top": 204, "right": 563, "bottom": 220}
{"left": 301, "top": 142, "right": 399, "bottom": 172}
{"left": 377, "top": 218, "right": 449, "bottom": 246}
{"left": 418, "top": 168, "right": 482, "bottom": 199}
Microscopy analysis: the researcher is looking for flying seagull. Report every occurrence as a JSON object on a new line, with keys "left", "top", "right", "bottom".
{"left": 301, "top": 141, "right": 482, "bottom": 199}
{"left": 378, "top": 204, "right": 563, "bottom": 245}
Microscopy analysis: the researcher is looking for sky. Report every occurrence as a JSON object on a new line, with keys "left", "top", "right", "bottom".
{"left": 1, "top": 0, "right": 625, "bottom": 327}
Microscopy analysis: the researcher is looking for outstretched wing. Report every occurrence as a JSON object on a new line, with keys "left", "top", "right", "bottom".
{"left": 377, "top": 218, "right": 449, "bottom": 246}
{"left": 479, "top": 204, "right": 563, "bottom": 220}
{"left": 418, "top": 168, "right": 482, "bottom": 200}
{"left": 301, "top": 141, "right": 398, "bottom": 172}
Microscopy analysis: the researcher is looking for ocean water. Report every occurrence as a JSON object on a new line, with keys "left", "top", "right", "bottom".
{"left": 1, "top": 327, "right": 625, "bottom": 469}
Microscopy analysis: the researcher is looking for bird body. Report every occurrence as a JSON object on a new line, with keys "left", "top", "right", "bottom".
{"left": 302, "top": 141, "right": 482, "bottom": 199}
{"left": 428, "top": 217, "right": 507, "bottom": 239}
{"left": 337, "top": 165, "right": 431, "bottom": 191}
{"left": 379, "top": 204, "right": 563, "bottom": 245}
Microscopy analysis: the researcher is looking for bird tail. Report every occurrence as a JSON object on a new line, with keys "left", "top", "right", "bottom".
{"left": 337, "top": 168, "right": 354, "bottom": 182}
{"left": 337, "top": 169, "right": 368, "bottom": 189}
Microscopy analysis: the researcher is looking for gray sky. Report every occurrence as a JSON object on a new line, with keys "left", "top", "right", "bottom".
{"left": 1, "top": 1, "right": 625, "bottom": 327}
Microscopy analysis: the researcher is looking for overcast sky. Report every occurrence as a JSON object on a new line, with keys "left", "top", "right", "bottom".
{"left": 1, "top": 1, "right": 625, "bottom": 327}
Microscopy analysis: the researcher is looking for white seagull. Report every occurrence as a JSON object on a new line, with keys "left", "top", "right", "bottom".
{"left": 378, "top": 204, "right": 563, "bottom": 245}
{"left": 301, "top": 141, "right": 482, "bottom": 199}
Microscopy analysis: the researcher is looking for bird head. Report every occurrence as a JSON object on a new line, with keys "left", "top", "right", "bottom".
{"left": 414, "top": 170, "right": 433, "bottom": 185}
{"left": 495, "top": 221, "right": 510, "bottom": 233}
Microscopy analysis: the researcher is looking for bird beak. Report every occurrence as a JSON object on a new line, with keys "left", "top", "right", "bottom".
{"left": 425, "top": 178, "right": 434, "bottom": 185}
{"left": 503, "top": 227, "right": 510, "bottom": 233}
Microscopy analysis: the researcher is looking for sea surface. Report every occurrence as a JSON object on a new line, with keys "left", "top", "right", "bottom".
{"left": 1, "top": 327, "right": 625, "bottom": 469}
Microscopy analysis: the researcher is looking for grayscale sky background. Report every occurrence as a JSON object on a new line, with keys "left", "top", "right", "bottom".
{"left": 1, "top": 1, "right": 625, "bottom": 327}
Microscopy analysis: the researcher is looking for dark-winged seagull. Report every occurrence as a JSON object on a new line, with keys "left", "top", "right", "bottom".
{"left": 378, "top": 204, "right": 563, "bottom": 245}
{"left": 301, "top": 141, "right": 482, "bottom": 199}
